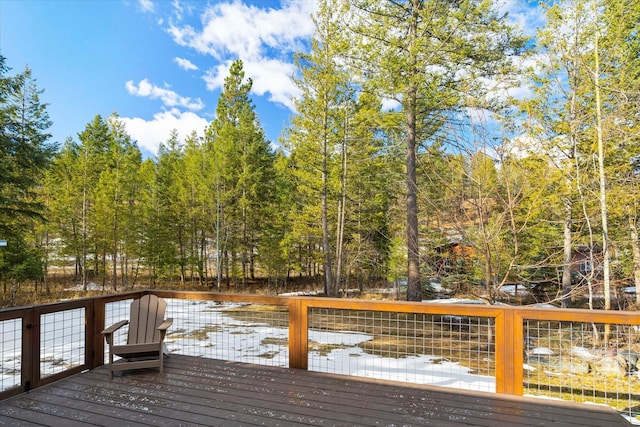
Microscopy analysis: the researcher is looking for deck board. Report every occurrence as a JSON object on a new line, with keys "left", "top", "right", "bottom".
{"left": 0, "top": 355, "right": 632, "bottom": 426}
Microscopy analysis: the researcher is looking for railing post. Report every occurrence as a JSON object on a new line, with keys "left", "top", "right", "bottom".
{"left": 288, "top": 297, "right": 308, "bottom": 369}
{"left": 29, "top": 307, "right": 42, "bottom": 390}
{"left": 23, "top": 308, "right": 35, "bottom": 393}
{"left": 495, "top": 307, "right": 523, "bottom": 395}
{"left": 92, "top": 298, "right": 105, "bottom": 369}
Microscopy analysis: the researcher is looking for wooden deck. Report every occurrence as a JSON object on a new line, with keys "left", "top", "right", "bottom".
{"left": 0, "top": 355, "right": 632, "bottom": 426}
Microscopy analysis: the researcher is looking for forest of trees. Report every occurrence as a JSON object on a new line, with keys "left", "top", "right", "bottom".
{"left": 1, "top": 0, "right": 639, "bottom": 309}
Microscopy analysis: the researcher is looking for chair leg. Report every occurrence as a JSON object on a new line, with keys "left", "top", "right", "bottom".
{"left": 108, "top": 348, "right": 114, "bottom": 381}
{"left": 163, "top": 343, "right": 170, "bottom": 358}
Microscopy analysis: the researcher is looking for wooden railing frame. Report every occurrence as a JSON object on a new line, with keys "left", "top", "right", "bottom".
{"left": 2, "top": 290, "right": 640, "bottom": 402}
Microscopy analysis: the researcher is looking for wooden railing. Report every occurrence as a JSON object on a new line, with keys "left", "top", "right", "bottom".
{"left": 2, "top": 290, "right": 640, "bottom": 417}
{"left": 0, "top": 291, "right": 143, "bottom": 400}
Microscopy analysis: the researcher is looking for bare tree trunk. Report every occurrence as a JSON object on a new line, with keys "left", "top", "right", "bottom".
{"left": 178, "top": 226, "right": 186, "bottom": 285}
{"left": 335, "top": 121, "right": 348, "bottom": 295}
{"left": 216, "top": 180, "right": 222, "bottom": 292}
{"left": 562, "top": 199, "right": 573, "bottom": 308}
{"left": 405, "top": 5, "right": 421, "bottom": 302}
{"left": 44, "top": 229, "right": 51, "bottom": 296}
{"left": 112, "top": 205, "right": 118, "bottom": 292}
{"left": 594, "top": 13, "right": 610, "bottom": 309}
{"left": 629, "top": 215, "right": 640, "bottom": 307}
{"left": 321, "top": 114, "right": 334, "bottom": 296}
{"left": 81, "top": 171, "right": 88, "bottom": 292}
{"left": 593, "top": 11, "right": 611, "bottom": 342}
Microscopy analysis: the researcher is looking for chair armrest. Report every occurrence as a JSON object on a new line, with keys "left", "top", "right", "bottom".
{"left": 158, "top": 318, "right": 173, "bottom": 331}
{"left": 102, "top": 320, "right": 129, "bottom": 336}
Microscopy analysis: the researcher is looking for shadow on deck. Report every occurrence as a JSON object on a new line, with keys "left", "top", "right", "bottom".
{"left": 0, "top": 354, "right": 632, "bottom": 426}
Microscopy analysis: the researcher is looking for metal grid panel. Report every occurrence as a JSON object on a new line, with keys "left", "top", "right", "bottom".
{"left": 524, "top": 320, "right": 640, "bottom": 422}
{"left": 0, "top": 318, "right": 22, "bottom": 392}
{"left": 103, "top": 299, "right": 133, "bottom": 362}
{"left": 308, "top": 308, "right": 495, "bottom": 392}
{"left": 40, "top": 308, "right": 85, "bottom": 377}
{"left": 164, "top": 299, "right": 289, "bottom": 367}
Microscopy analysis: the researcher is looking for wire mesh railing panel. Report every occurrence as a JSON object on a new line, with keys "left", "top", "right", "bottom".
{"left": 0, "top": 318, "right": 22, "bottom": 392}
{"left": 164, "top": 299, "right": 289, "bottom": 367}
{"left": 103, "top": 299, "right": 134, "bottom": 363}
{"left": 524, "top": 320, "right": 640, "bottom": 422}
{"left": 40, "top": 308, "right": 85, "bottom": 377}
{"left": 308, "top": 308, "right": 496, "bottom": 392}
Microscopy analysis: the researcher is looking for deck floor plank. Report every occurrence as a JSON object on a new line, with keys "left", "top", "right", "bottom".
{"left": 156, "top": 359, "right": 523, "bottom": 426}
{"left": 0, "top": 355, "right": 632, "bottom": 426}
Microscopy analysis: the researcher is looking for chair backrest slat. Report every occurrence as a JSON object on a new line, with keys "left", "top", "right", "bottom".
{"left": 127, "top": 294, "right": 166, "bottom": 344}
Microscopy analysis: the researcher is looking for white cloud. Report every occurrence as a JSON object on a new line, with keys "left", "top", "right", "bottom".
{"left": 168, "top": 1, "right": 314, "bottom": 59}
{"left": 167, "top": 0, "right": 316, "bottom": 111}
{"left": 497, "top": 0, "right": 545, "bottom": 37}
{"left": 245, "top": 58, "right": 300, "bottom": 108}
{"left": 138, "top": 0, "right": 155, "bottom": 13}
{"left": 203, "top": 58, "right": 300, "bottom": 110}
{"left": 381, "top": 98, "right": 401, "bottom": 112}
{"left": 171, "top": 0, "right": 195, "bottom": 22}
{"left": 172, "top": 0, "right": 184, "bottom": 21}
{"left": 126, "top": 79, "right": 204, "bottom": 111}
{"left": 174, "top": 57, "right": 198, "bottom": 71}
{"left": 202, "top": 63, "right": 229, "bottom": 92}
{"left": 121, "top": 109, "right": 209, "bottom": 155}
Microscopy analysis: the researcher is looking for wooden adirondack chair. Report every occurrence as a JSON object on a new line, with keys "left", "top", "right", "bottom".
{"left": 102, "top": 294, "right": 173, "bottom": 380}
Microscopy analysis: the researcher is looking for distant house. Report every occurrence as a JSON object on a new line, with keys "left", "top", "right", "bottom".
{"left": 570, "top": 245, "right": 604, "bottom": 280}
{"left": 433, "top": 240, "right": 608, "bottom": 286}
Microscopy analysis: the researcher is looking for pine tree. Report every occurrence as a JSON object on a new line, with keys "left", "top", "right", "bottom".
{"left": 344, "top": 0, "right": 527, "bottom": 300}
{"left": 154, "top": 130, "right": 188, "bottom": 284}
{"left": 205, "top": 60, "right": 275, "bottom": 288}
{"left": 0, "top": 58, "right": 55, "bottom": 295}
{"left": 285, "top": 0, "right": 354, "bottom": 296}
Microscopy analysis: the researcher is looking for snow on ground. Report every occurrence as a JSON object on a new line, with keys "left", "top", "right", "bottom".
{"left": 310, "top": 346, "right": 495, "bottom": 392}
{"left": 500, "top": 285, "right": 530, "bottom": 296}
{"left": 425, "top": 297, "right": 486, "bottom": 304}
{"left": 64, "top": 282, "right": 105, "bottom": 291}
{"left": 278, "top": 290, "right": 323, "bottom": 297}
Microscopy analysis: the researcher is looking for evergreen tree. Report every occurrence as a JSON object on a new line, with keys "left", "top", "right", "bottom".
{"left": 205, "top": 60, "right": 275, "bottom": 288}
{"left": 154, "top": 130, "right": 188, "bottom": 284}
{"left": 285, "top": 0, "right": 353, "bottom": 296}
{"left": 92, "top": 114, "right": 141, "bottom": 290}
{"left": 136, "top": 157, "right": 162, "bottom": 287}
{"left": 0, "top": 57, "right": 55, "bottom": 295}
{"left": 344, "top": 0, "right": 527, "bottom": 300}
{"left": 180, "top": 131, "right": 210, "bottom": 286}
{"left": 342, "top": 92, "right": 399, "bottom": 288}
{"left": 48, "top": 114, "right": 141, "bottom": 290}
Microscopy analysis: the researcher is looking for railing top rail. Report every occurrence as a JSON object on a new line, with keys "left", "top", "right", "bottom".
{"left": 513, "top": 306, "right": 640, "bottom": 325}
{"left": 297, "top": 296, "right": 505, "bottom": 316}
{"left": 148, "top": 290, "right": 291, "bottom": 306}
{"left": 0, "top": 290, "right": 144, "bottom": 315}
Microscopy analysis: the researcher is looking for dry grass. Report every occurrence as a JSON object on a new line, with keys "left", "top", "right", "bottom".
{"left": 0, "top": 274, "right": 326, "bottom": 309}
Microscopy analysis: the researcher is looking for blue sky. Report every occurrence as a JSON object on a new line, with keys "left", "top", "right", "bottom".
{"left": 0, "top": 0, "right": 542, "bottom": 158}
{"left": 1, "top": 0, "right": 316, "bottom": 157}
